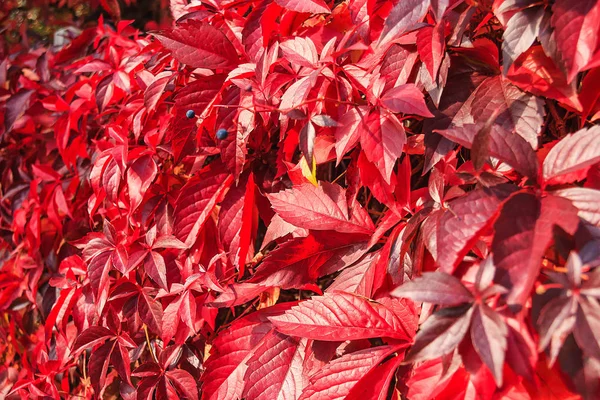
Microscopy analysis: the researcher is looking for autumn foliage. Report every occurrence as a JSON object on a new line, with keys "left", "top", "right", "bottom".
{"left": 2, "top": 0, "right": 600, "bottom": 398}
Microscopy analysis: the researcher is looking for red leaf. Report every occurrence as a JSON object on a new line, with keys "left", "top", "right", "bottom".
{"left": 173, "top": 161, "right": 233, "bottom": 247}
{"left": 267, "top": 182, "right": 374, "bottom": 235}
{"left": 165, "top": 369, "right": 199, "bottom": 400}
{"left": 127, "top": 155, "right": 157, "bottom": 212}
{"left": 202, "top": 314, "right": 273, "bottom": 400}
{"left": 345, "top": 354, "right": 403, "bottom": 400}
{"left": 493, "top": 193, "right": 580, "bottom": 305}
{"left": 437, "top": 123, "right": 539, "bottom": 178}
{"left": 551, "top": 0, "right": 600, "bottom": 82}
{"left": 299, "top": 121, "right": 316, "bottom": 166}
{"left": 359, "top": 110, "right": 406, "bottom": 184}
{"left": 326, "top": 252, "right": 379, "bottom": 297}
{"left": 242, "top": 332, "right": 306, "bottom": 400}
{"left": 507, "top": 46, "right": 582, "bottom": 111}
{"left": 381, "top": 84, "right": 434, "bottom": 118}
{"left": 274, "top": 0, "right": 330, "bottom": 14}
{"left": 145, "top": 251, "right": 168, "bottom": 290}
{"left": 436, "top": 186, "right": 513, "bottom": 273}
{"left": 73, "top": 326, "right": 114, "bottom": 353}
{"left": 269, "top": 292, "right": 414, "bottom": 341}
{"left": 470, "top": 304, "right": 508, "bottom": 386}
{"left": 542, "top": 125, "right": 600, "bottom": 185}
{"left": 280, "top": 72, "right": 319, "bottom": 111}
{"left": 573, "top": 297, "right": 600, "bottom": 360}
{"left": 4, "top": 90, "right": 33, "bottom": 133}
{"left": 298, "top": 345, "right": 401, "bottom": 400}
{"left": 174, "top": 74, "right": 224, "bottom": 116}
{"left": 242, "top": 1, "right": 280, "bottom": 62}
{"left": 501, "top": 7, "right": 544, "bottom": 73}
{"left": 95, "top": 75, "right": 114, "bottom": 112}
{"left": 417, "top": 22, "right": 446, "bottom": 81}
{"left": 218, "top": 172, "right": 256, "bottom": 276}
{"left": 537, "top": 296, "right": 577, "bottom": 364}
{"left": 280, "top": 37, "right": 319, "bottom": 69}
{"left": 334, "top": 106, "right": 367, "bottom": 165}
{"left": 144, "top": 72, "right": 172, "bottom": 112}
{"left": 87, "top": 251, "right": 113, "bottom": 310}
{"left": 138, "top": 288, "right": 163, "bottom": 335}
{"left": 100, "top": 0, "right": 121, "bottom": 20}
{"left": 379, "top": 0, "right": 430, "bottom": 46}
{"left": 89, "top": 340, "right": 116, "bottom": 394}
{"left": 250, "top": 232, "right": 368, "bottom": 289}
{"left": 153, "top": 21, "right": 238, "bottom": 69}
{"left": 357, "top": 152, "right": 400, "bottom": 212}
{"left": 453, "top": 75, "right": 545, "bottom": 148}
{"left": 406, "top": 306, "right": 474, "bottom": 362}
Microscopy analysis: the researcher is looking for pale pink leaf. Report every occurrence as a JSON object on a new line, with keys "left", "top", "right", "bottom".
{"left": 543, "top": 125, "right": 600, "bottom": 184}
{"left": 553, "top": 187, "right": 600, "bottom": 226}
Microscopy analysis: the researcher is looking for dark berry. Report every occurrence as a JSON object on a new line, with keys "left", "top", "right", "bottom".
{"left": 216, "top": 128, "right": 228, "bottom": 140}
{"left": 186, "top": 109, "right": 195, "bottom": 119}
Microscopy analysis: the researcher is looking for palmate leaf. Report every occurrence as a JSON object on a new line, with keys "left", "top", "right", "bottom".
{"left": 537, "top": 251, "right": 600, "bottom": 363}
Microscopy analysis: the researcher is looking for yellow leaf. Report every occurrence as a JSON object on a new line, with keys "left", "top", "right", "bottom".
{"left": 300, "top": 156, "right": 318, "bottom": 186}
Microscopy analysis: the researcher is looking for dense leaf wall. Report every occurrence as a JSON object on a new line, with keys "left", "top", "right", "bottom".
{"left": 1, "top": 0, "right": 600, "bottom": 399}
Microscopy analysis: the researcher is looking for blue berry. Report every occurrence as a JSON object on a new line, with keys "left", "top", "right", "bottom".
{"left": 216, "top": 128, "right": 228, "bottom": 140}
{"left": 186, "top": 109, "right": 195, "bottom": 119}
